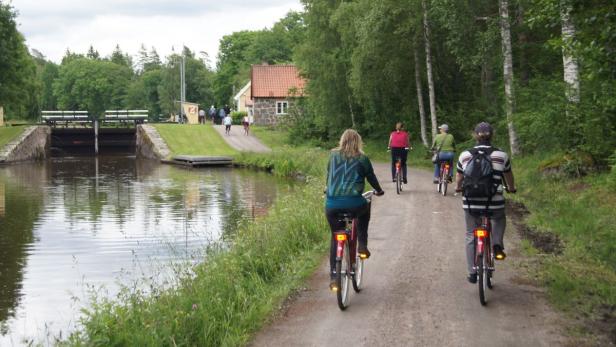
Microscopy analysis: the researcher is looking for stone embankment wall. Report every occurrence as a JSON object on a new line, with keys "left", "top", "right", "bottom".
{"left": 136, "top": 124, "right": 171, "bottom": 160}
{"left": 0, "top": 126, "right": 50, "bottom": 163}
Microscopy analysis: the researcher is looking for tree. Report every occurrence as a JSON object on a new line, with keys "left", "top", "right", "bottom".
{"left": 414, "top": 47, "right": 429, "bottom": 147}
{"left": 53, "top": 58, "right": 132, "bottom": 117}
{"left": 499, "top": 0, "right": 520, "bottom": 155}
{"left": 127, "top": 69, "right": 162, "bottom": 120}
{"left": 422, "top": 0, "right": 438, "bottom": 140}
{"left": 559, "top": 4, "right": 579, "bottom": 102}
{"left": 86, "top": 45, "right": 100, "bottom": 60}
{"left": 110, "top": 44, "right": 133, "bottom": 69}
{"left": 0, "top": 2, "right": 38, "bottom": 119}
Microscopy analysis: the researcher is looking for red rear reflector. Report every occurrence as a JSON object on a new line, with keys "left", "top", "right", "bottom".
{"left": 475, "top": 229, "right": 487, "bottom": 238}
{"left": 336, "top": 234, "right": 347, "bottom": 241}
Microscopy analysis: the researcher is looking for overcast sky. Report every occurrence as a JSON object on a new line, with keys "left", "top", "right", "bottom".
{"left": 10, "top": 0, "right": 303, "bottom": 66}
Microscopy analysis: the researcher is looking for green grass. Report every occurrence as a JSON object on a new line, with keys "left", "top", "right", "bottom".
{"left": 511, "top": 154, "right": 616, "bottom": 338}
{"left": 153, "top": 124, "right": 237, "bottom": 157}
{"left": 0, "top": 126, "right": 27, "bottom": 149}
{"left": 250, "top": 126, "right": 292, "bottom": 150}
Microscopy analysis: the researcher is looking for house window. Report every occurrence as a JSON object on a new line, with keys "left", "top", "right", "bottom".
{"left": 276, "top": 101, "right": 289, "bottom": 115}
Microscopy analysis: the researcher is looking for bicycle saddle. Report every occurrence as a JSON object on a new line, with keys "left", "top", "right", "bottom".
{"left": 335, "top": 212, "right": 355, "bottom": 221}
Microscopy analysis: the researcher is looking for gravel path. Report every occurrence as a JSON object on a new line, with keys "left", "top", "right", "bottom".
{"left": 251, "top": 164, "right": 567, "bottom": 347}
{"left": 213, "top": 125, "right": 271, "bottom": 153}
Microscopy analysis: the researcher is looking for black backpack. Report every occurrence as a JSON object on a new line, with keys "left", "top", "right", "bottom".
{"left": 462, "top": 147, "right": 497, "bottom": 198}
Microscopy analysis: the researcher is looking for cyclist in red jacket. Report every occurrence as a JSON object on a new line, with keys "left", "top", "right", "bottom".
{"left": 388, "top": 122, "right": 411, "bottom": 184}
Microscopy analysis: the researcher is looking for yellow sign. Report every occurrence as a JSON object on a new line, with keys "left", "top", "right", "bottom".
{"left": 0, "top": 106, "right": 4, "bottom": 127}
{"left": 182, "top": 102, "right": 199, "bottom": 125}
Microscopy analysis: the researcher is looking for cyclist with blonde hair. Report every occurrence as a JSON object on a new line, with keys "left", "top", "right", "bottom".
{"left": 325, "top": 129, "right": 384, "bottom": 290}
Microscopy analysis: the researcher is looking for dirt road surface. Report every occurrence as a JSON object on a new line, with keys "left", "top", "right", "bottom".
{"left": 213, "top": 125, "right": 271, "bottom": 153}
{"left": 251, "top": 164, "right": 567, "bottom": 347}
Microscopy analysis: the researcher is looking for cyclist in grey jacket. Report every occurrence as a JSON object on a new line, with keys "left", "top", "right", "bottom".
{"left": 455, "top": 122, "right": 517, "bottom": 284}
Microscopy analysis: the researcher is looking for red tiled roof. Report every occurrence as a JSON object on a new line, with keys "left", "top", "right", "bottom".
{"left": 251, "top": 65, "right": 306, "bottom": 98}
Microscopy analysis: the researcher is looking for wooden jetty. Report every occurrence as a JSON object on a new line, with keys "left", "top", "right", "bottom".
{"left": 165, "top": 155, "right": 234, "bottom": 167}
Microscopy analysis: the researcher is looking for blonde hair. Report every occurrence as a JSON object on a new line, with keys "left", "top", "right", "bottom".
{"left": 335, "top": 129, "right": 364, "bottom": 158}
{"left": 395, "top": 122, "right": 403, "bottom": 131}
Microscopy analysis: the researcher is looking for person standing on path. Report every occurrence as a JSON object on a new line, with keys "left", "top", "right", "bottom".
{"left": 455, "top": 122, "right": 517, "bottom": 283}
{"left": 325, "top": 129, "right": 384, "bottom": 290}
{"left": 223, "top": 113, "right": 233, "bottom": 135}
{"left": 242, "top": 114, "right": 250, "bottom": 135}
{"left": 198, "top": 109, "right": 206, "bottom": 124}
{"left": 432, "top": 124, "right": 456, "bottom": 183}
{"left": 209, "top": 105, "right": 216, "bottom": 124}
{"left": 217, "top": 107, "right": 226, "bottom": 125}
{"left": 388, "top": 122, "right": 411, "bottom": 184}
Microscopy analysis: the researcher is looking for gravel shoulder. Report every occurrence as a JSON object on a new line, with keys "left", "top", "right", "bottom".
{"left": 250, "top": 164, "right": 567, "bottom": 347}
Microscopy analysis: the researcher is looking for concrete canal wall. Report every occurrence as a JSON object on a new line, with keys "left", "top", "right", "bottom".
{"left": 0, "top": 125, "right": 169, "bottom": 163}
{"left": 136, "top": 124, "right": 171, "bottom": 160}
{"left": 0, "top": 126, "right": 50, "bottom": 163}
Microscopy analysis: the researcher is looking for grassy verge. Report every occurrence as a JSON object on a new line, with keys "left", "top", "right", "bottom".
{"left": 510, "top": 155, "right": 616, "bottom": 341}
{"left": 0, "top": 126, "right": 27, "bottom": 149}
{"left": 64, "top": 128, "right": 330, "bottom": 346}
{"left": 153, "top": 124, "right": 236, "bottom": 156}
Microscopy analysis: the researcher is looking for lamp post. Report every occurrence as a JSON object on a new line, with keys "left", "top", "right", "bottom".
{"left": 178, "top": 51, "right": 186, "bottom": 123}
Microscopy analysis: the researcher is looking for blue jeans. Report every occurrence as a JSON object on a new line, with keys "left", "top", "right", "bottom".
{"left": 433, "top": 151, "right": 454, "bottom": 178}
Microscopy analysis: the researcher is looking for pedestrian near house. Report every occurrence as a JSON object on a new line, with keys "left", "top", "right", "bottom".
{"left": 223, "top": 113, "right": 233, "bottom": 135}
{"left": 224, "top": 104, "right": 231, "bottom": 116}
{"left": 218, "top": 107, "right": 226, "bottom": 125}
{"left": 209, "top": 105, "right": 216, "bottom": 123}
{"left": 198, "top": 109, "right": 205, "bottom": 124}
{"left": 242, "top": 115, "right": 250, "bottom": 135}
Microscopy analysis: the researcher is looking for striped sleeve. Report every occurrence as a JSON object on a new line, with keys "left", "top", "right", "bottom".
{"left": 457, "top": 150, "right": 471, "bottom": 172}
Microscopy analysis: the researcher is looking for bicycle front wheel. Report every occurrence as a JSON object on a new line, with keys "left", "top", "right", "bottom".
{"left": 336, "top": 242, "right": 351, "bottom": 310}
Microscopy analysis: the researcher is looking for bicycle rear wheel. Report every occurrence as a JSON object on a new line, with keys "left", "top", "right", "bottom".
{"left": 478, "top": 253, "right": 488, "bottom": 306}
{"left": 440, "top": 168, "right": 448, "bottom": 196}
{"left": 352, "top": 244, "right": 364, "bottom": 292}
{"left": 336, "top": 242, "right": 351, "bottom": 310}
{"left": 396, "top": 171, "right": 401, "bottom": 194}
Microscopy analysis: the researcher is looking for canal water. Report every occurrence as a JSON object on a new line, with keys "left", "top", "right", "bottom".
{"left": 0, "top": 157, "right": 291, "bottom": 346}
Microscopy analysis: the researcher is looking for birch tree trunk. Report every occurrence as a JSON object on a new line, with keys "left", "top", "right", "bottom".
{"left": 414, "top": 47, "right": 429, "bottom": 147}
{"left": 560, "top": 1, "right": 580, "bottom": 104}
{"left": 347, "top": 92, "right": 356, "bottom": 129}
{"left": 422, "top": 0, "right": 438, "bottom": 141}
{"left": 499, "top": 0, "right": 520, "bottom": 156}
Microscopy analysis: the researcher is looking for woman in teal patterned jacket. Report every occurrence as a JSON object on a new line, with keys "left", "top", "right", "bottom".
{"left": 325, "top": 129, "right": 384, "bottom": 290}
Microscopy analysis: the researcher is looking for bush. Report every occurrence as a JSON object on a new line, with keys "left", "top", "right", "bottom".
{"left": 231, "top": 111, "right": 246, "bottom": 125}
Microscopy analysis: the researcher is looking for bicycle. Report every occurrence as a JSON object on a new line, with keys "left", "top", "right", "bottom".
{"left": 466, "top": 187, "right": 516, "bottom": 306}
{"left": 394, "top": 157, "right": 403, "bottom": 194}
{"left": 389, "top": 147, "right": 409, "bottom": 195}
{"left": 472, "top": 209, "right": 495, "bottom": 306}
{"left": 332, "top": 191, "right": 374, "bottom": 310}
{"left": 436, "top": 160, "right": 452, "bottom": 196}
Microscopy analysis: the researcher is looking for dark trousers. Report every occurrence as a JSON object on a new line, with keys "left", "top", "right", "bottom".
{"left": 325, "top": 203, "right": 371, "bottom": 274}
{"left": 391, "top": 147, "right": 408, "bottom": 181}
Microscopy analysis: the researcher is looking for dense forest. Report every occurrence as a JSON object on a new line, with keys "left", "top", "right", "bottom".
{"left": 0, "top": 0, "right": 614, "bottom": 159}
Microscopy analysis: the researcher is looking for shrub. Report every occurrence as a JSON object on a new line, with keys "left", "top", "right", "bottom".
{"left": 231, "top": 111, "right": 246, "bottom": 125}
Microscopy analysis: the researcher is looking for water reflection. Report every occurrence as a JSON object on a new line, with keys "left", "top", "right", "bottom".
{"left": 0, "top": 157, "right": 290, "bottom": 345}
